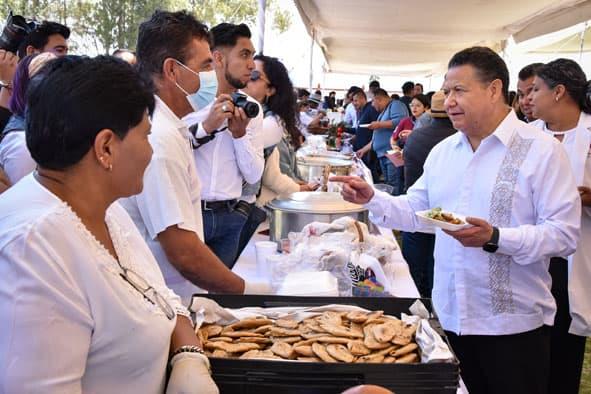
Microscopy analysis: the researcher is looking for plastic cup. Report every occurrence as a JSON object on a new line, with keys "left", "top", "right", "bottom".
{"left": 265, "top": 254, "right": 283, "bottom": 281}
{"left": 255, "top": 241, "right": 278, "bottom": 278}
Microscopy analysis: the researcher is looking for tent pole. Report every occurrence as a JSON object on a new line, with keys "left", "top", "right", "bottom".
{"left": 309, "top": 28, "right": 315, "bottom": 90}
{"left": 580, "top": 21, "right": 588, "bottom": 62}
{"left": 256, "top": 0, "right": 267, "bottom": 54}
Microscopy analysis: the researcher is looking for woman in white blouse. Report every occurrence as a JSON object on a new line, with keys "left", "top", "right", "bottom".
{"left": 529, "top": 58, "right": 591, "bottom": 394}
{"left": 243, "top": 54, "right": 317, "bottom": 206}
{"left": 0, "top": 56, "right": 217, "bottom": 393}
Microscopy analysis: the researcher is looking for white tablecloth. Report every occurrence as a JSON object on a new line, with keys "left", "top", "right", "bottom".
{"left": 232, "top": 224, "right": 469, "bottom": 393}
{"left": 233, "top": 223, "right": 420, "bottom": 298}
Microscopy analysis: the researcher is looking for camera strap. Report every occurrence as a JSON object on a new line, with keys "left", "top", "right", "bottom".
{"left": 190, "top": 125, "right": 228, "bottom": 150}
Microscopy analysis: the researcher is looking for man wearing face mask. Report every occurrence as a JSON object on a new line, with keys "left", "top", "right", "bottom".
{"left": 120, "top": 11, "right": 267, "bottom": 305}
{"left": 184, "top": 23, "right": 265, "bottom": 268}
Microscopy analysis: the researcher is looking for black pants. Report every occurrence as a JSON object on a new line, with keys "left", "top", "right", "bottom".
{"left": 446, "top": 326, "right": 551, "bottom": 394}
{"left": 401, "top": 231, "right": 435, "bottom": 298}
{"left": 548, "top": 257, "right": 586, "bottom": 394}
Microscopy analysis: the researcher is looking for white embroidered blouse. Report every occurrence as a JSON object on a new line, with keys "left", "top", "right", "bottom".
{"left": 0, "top": 174, "right": 188, "bottom": 393}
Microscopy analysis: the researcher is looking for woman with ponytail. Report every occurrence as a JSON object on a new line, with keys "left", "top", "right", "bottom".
{"left": 529, "top": 58, "right": 591, "bottom": 394}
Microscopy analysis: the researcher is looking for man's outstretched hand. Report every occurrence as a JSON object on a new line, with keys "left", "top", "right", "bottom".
{"left": 330, "top": 176, "right": 375, "bottom": 204}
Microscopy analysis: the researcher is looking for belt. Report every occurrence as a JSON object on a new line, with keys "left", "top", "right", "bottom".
{"left": 201, "top": 199, "right": 237, "bottom": 211}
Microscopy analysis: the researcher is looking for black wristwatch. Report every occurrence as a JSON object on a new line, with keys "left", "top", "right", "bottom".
{"left": 482, "top": 226, "right": 499, "bottom": 253}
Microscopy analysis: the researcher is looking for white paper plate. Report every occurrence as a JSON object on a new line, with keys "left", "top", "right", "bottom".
{"left": 416, "top": 210, "right": 472, "bottom": 231}
{"left": 359, "top": 123, "right": 371, "bottom": 128}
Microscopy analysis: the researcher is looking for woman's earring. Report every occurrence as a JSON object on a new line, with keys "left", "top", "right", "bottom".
{"left": 108, "top": 163, "right": 113, "bottom": 172}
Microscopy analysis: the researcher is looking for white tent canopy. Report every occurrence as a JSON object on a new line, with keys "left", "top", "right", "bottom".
{"left": 293, "top": 0, "right": 591, "bottom": 76}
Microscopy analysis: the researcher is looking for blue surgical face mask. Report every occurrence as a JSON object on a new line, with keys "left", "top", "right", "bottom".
{"left": 174, "top": 60, "right": 218, "bottom": 112}
{"left": 188, "top": 70, "right": 217, "bottom": 111}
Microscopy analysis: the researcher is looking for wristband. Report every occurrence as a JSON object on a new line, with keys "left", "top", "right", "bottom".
{"left": 172, "top": 344, "right": 205, "bottom": 358}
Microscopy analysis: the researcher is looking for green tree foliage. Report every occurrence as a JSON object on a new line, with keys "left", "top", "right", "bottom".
{"left": 0, "top": 0, "right": 292, "bottom": 54}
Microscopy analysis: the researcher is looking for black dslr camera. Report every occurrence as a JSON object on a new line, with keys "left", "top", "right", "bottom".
{"left": 231, "top": 92, "right": 259, "bottom": 118}
{"left": 0, "top": 11, "right": 39, "bottom": 54}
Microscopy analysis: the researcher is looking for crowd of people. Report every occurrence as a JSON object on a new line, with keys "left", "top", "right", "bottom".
{"left": 0, "top": 8, "right": 589, "bottom": 394}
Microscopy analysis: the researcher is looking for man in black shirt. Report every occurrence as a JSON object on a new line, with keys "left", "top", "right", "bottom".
{"left": 401, "top": 90, "right": 456, "bottom": 297}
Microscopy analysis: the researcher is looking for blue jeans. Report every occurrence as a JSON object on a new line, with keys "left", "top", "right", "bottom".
{"left": 401, "top": 231, "right": 435, "bottom": 298}
{"left": 203, "top": 207, "right": 248, "bottom": 269}
{"left": 378, "top": 156, "right": 404, "bottom": 195}
{"left": 235, "top": 204, "right": 268, "bottom": 265}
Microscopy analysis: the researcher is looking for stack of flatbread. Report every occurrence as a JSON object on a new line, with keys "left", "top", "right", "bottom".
{"left": 198, "top": 310, "right": 419, "bottom": 363}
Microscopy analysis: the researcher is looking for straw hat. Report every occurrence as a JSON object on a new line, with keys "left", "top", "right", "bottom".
{"left": 430, "top": 90, "right": 448, "bottom": 118}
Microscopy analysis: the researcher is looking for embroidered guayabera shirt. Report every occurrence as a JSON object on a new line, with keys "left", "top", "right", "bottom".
{"left": 365, "top": 110, "right": 581, "bottom": 335}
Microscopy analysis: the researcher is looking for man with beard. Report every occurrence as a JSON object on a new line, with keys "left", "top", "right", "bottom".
{"left": 517, "top": 63, "right": 543, "bottom": 122}
{"left": 184, "top": 23, "right": 264, "bottom": 268}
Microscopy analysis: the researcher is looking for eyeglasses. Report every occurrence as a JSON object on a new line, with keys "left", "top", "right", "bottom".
{"left": 116, "top": 260, "right": 175, "bottom": 320}
{"left": 250, "top": 70, "right": 271, "bottom": 85}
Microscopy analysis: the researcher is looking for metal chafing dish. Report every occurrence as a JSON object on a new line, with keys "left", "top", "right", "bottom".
{"left": 296, "top": 152, "right": 354, "bottom": 182}
{"left": 266, "top": 192, "right": 369, "bottom": 243}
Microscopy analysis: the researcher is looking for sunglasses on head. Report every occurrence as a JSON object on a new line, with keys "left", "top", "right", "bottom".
{"left": 250, "top": 70, "right": 271, "bottom": 85}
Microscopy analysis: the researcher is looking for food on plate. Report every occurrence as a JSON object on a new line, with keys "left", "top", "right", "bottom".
{"left": 392, "top": 343, "right": 419, "bottom": 358}
{"left": 212, "top": 349, "right": 229, "bottom": 358}
{"left": 396, "top": 353, "right": 420, "bottom": 364}
{"left": 202, "top": 324, "right": 223, "bottom": 338}
{"left": 312, "top": 342, "right": 337, "bottom": 362}
{"left": 275, "top": 318, "right": 299, "bottom": 329}
{"left": 363, "top": 324, "right": 392, "bottom": 350}
{"left": 271, "top": 342, "right": 295, "bottom": 359}
{"left": 345, "top": 311, "right": 369, "bottom": 324}
{"left": 199, "top": 310, "right": 420, "bottom": 364}
{"left": 293, "top": 345, "right": 315, "bottom": 357}
{"left": 326, "top": 344, "right": 355, "bottom": 363}
{"left": 204, "top": 341, "right": 260, "bottom": 353}
{"left": 227, "top": 317, "right": 273, "bottom": 330}
{"left": 425, "top": 207, "right": 465, "bottom": 225}
{"left": 347, "top": 340, "right": 371, "bottom": 356}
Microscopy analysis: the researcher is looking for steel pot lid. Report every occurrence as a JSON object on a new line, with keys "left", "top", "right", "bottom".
{"left": 297, "top": 155, "right": 353, "bottom": 167}
{"left": 267, "top": 192, "right": 366, "bottom": 214}
{"left": 305, "top": 151, "right": 353, "bottom": 160}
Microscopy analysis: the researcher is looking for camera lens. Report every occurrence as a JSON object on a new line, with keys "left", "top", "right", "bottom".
{"left": 231, "top": 92, "right": 260, "bottom": 119}
{"left": 241, "top": 101, "right": 259, "bottom": 118}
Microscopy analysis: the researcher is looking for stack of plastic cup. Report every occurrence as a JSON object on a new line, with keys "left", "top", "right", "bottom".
{"left": 255, "top": 241, "right": 278, "bottom": 279}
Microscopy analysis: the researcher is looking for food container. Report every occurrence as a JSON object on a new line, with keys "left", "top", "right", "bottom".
{"left": 266, "top": 192, "right": 369, "bottom": 245}
{"left": 197, "top": 294, "right": 460, "bottom": 394}
{"left": 296, "top": 154, "right": 353, "bottom": 183}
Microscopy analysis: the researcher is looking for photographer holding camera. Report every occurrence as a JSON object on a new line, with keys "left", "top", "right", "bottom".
{"left": 184, "top": 23, "right": 264, "bottom": 268}
{"left": 0, "top": 13, "right": 70, "bottom": 132}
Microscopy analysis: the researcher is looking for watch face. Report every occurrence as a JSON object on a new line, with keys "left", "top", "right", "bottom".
{"left": 483, "top": 243, "right": 498, "bottom": 253}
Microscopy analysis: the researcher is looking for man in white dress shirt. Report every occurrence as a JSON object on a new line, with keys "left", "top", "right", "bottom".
{"left": 333, "top": 47, "right": 581, "bottom": 394}
{"left": 120, "top": 11, "right": 263, "bottom": 304}
{"left": 183, "top": 23, "right": 264, "bottom": 268}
